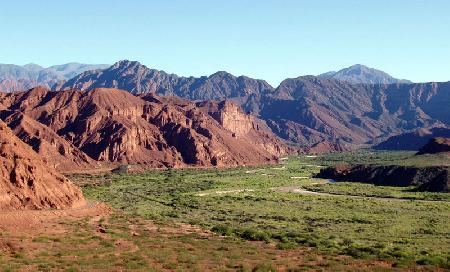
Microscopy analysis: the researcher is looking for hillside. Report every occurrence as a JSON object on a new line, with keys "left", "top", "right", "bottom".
{"left": 0, "top": 119, "right": 85, "bottom": 210}
{"left": 258, "top": 77, "right": 450, "bottom": 146}
{"left": 375, "top": 127, "right": 450, "bottom": 151}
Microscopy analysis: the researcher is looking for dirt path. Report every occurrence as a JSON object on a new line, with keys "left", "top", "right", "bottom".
{"left": 197, "top": 189, "right": 255, "bottom": 196}
{"left": 195, "top": 184, "right": 448, "bottom": 204}
{"left": 275, "top": 186, "right": 450, "bottom": 204}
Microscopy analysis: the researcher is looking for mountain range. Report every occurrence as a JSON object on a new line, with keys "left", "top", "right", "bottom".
{"left": 1, "top": 60, "right": 449, "bottom": 153}
{"left": 60, "top": 60, "right": 274, "bottom": 100}
{"left": 0, "top": 63, "right": 109, "bottom": 93}
{"left": 57, "top": 61, "right": 450, "bottom": 148}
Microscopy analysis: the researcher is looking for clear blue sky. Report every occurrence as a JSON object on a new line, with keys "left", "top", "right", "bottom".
{"left": 1, "top": 0, "right": 449, "bottom": 85}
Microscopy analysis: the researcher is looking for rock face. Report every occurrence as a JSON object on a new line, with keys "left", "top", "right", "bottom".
{"left": 315, "top": 164, "right": 449, "bottom": 192}
{"left": 319, "top": 64, "right": 411, "bottom": 84}
{"left": 60, "top": 60, "right": 274, "bottom": 100}
{"left": 0, "top": 110, "right": 95, "bottom": 171}
{"left": 196, "top": 100, "right": 293, "bottom": 157}
{"left": 0, "top": 87, "right": 291, "bottom": 168}
{"left": 0, "top": 120, "right": 86, "bottom": 210}
{"left": 375, "top": 128, "right": 450, "bottom": 151}
{"left": 0, "top": 63, "right": 108, "bottom": 93}
{"left": 417, "top": 137, "right": 450, "bottom": 155}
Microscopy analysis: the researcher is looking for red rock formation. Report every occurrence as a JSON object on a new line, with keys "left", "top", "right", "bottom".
{"left": 0, "top": 120, "right": 86, "bottom": 210}
{"left": 1, "top": 88, "right": 292, "bottom": 168}
{"left": 0, "top": 110, "right": 95, "bottom": 172}
{"left": 196, "top": 100, "right": 295, "bottom": 157}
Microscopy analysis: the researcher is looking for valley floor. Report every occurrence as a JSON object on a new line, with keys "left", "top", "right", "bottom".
{"left": 1, "top": 151, "right": 449, "bottom": 271}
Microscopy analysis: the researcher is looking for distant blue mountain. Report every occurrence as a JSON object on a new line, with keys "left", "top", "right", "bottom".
{"left": 319, "top": 64, "right": 412, "bottom": 84}
{"left": 0, "top": 62, "right": 109, "bottom": 92}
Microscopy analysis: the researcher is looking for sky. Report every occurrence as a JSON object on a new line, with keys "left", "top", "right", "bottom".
{"left": 1, "top": 0, "right": 449, "bottom": 86}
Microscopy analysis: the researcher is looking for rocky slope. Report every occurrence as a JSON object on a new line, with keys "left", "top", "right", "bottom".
{"left": 0, "top": 120, "right": 86, "bottom": 210}
{"left": 319, "top": 64, "right": 411, "bottom": 84}
{"left": 417, "top": 137, "right": 450, "bottom": 155}
{"left": 60, "top": 60, "right": 274, "bottom": 100}
{"left": 0, "top": 63, "right": 108, "bottom": 93}
{"left": 0, "top": 87, "right": 291, "bottom": 168}
{"left": 374, "top": 128, "right": 450, "bottom": 151}
{"left": 0, "top": 110, "right": 96, "bottom": 171}
{"left": 315, "top": 164, "right": 449, "bottom": 192}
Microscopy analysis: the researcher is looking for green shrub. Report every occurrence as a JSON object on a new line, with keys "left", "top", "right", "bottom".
{"left": 211, "top": 225, "right": 234, "bottom": 236}
{"left": 416, "top": 255, "right": 449, "bottom": 268}
{"left": 239, "top": 228, "right": 271, "bottom": 242}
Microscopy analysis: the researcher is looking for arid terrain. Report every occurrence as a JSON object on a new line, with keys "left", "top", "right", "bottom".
{"left": 2, "top": 1, "right": 450, "bottom": 270}
{"left": 0, "top": 62, "right": 449, "bottom": 271}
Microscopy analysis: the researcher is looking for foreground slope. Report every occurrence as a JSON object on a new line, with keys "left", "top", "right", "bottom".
{"left": 0, "top": 120, "right": 85, "bottom": 210}
{"left": 0, "top": 87, "right": 290, "bottom": 168}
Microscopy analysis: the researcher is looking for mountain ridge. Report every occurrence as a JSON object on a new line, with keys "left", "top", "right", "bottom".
{"left": 60, "top": 60, "right": 274, "bottom": 100}
{"left": 319, "top": 64, "right": 412, "bottom": 84}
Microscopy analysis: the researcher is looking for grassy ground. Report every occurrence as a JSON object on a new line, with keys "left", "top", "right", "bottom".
{"left": 3, "top": 211, "right": 378, "bottom": 271}
{"left": 2, "top": 150, "right": 448, "bottom": 271}
{"left": 73, "top": 151, "right": 450, "bottom": 270}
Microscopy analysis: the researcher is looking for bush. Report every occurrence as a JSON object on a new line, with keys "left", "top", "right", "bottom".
{"left": 239, "top": 228, "right": 271, "bottom": 242}
{"left": 416, "top": 255, "right": 449, "bottom": 268}
{"left": 211, "top": 225, "right": 234, "bottom": 236}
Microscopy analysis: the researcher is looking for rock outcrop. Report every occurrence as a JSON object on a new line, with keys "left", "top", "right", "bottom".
{"left": 0, "top": 120, "right": 86, "bottom": 210}
{"left": 417, "top": 137, "right": 450, "bottom": 155}
{"left": 315, "top": 164, "right": 449, "bottom": 192}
